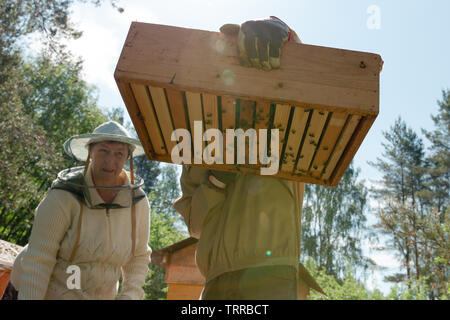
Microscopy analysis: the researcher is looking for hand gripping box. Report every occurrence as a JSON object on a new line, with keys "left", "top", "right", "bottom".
{"left": 114, "top": 22, "right": 382, "bottom": 186}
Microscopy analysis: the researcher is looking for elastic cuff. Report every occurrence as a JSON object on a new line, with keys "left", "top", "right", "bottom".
{"left": 208, "top": 174, "right": 228, "bottom": 190}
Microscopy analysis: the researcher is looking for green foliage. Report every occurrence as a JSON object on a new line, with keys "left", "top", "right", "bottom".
{"left": 304, "top": 258, "right": 384, "bottom": 300}
{"left": 305, "top": 257, "right": 448, "bottom": 300}
{"left": 0, "top": 0, "right": 111, "bottom": 244}
{"left": 370, "top": 99, "right": 449, "bottom": 299}
{"left": 0, "top": 77, "right": 64, "bottom": 244}
{"left": 369, "top": 117, "right": 426, "bottom": 282}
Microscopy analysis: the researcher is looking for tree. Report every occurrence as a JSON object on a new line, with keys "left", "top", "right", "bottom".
{"left": 19, "top": 53, "right": 108, "bottom": 164}
{"left": 0, "top": 70, "right": 64, "bottom": 244}
{"left": 304, "top": 258, "right": 385, "bottom": 300}
{"left": 143, "top": 165, "right": 188, "bottom": 300}
{"left": 301, "top": 162, "right": 373, "bottom": 281}
{"left": 369, "top": 117, "right": 426, "bottom": 284}
{"left": 0, "top": 0, "right": 118, "bottom": 243}
{"left": 417, "top": 90, "right": 450, "bottom": 298}
{"left": 421, "top": 89, "right": 449, "bottom": 216}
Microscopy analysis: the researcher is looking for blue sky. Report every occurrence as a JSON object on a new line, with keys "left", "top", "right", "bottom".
{"left": 25, "top": 0, "right": 449, "bottom": 295}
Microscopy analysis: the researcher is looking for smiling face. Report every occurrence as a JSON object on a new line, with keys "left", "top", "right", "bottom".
{"left": 89, "top": 141, "right": 130, "bottom": 186}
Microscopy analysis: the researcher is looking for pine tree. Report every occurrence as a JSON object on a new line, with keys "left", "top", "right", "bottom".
{"left": 301, "top": 162, "right": 373, "bottom": 281}
{"left": 418, "top": 90, "right": 450, "bottom": 298}
{"left": 369, "top": 117, "right": 426, "bottom": 284}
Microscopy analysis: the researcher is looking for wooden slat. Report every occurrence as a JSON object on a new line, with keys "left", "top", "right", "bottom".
{"left": 322, "top": 114, "right": 361, "bottom": 181}
{"left": 120, "top": 82, "right": 157, "bottom": 157}
{"left": 237, "top": 99, "right": 256, "bottom": 164}
{"left": 130, "top": 83, "right": 166, "bottom": 155}
{"left": 329, "top": 115, "right": 376, "bottom": 186}
{"left": 202, "top": 93, "right": 219, "bottom": 130}
{"left": 281, "top": 107, "right": 309, "bottom": 173}
{"left": 165, "top": 88, "right": 188, "bottom": 130}
{"left": 254, "top": 101, "right": 272, "bottom": 165}
{"left": 185, "top": 91, "right": 204, "bottom": 162}
{"left": 254, "top": 101, "right": 271, "bottom": 130}
{"left": 221, "top": 95, "right": 236, "bottom": 130}
{"left": 148, "top": 86, "right": 176, "bottom": 154}
{"left": 272, "top": 104, "right": 291, "bottom": 168}
{"left": 221, "top": 95, "right": 236, "bottom": 162}
{"left": 310, "top": 112, "right": 348, "bottom": 178}
{"left": 202, "top": 93, "right": 221, "bottom": 162}
{"left": 238, "top": 99, "right": 255, "bottom": 130}
{"left": 296, "top": 110, "right": 329, "bottom": 173}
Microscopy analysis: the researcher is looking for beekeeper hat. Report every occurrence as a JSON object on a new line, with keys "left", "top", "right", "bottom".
{"left": 63, "top": 121, "right": 145, "bottom": 162}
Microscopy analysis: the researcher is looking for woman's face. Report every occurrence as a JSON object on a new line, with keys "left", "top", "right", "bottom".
{"left": 89, "top": 141, "right": 129, "bottom": 186}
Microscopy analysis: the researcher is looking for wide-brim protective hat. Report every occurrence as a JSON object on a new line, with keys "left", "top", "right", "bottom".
{"left": 63, "top": 121, "right": 146, "bottom": 161}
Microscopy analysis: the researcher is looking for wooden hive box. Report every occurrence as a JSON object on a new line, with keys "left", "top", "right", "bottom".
{"left": 115, "top": 22, "right": 382, "bottom": 186}
{"left": 151, "top": 238, "right": 205, "bottom": 300}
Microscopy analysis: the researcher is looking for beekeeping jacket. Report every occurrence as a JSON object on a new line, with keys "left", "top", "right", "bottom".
{"left": 11, "top": 164, "right": 151, "bottom": 300}
{"left": 174, "top": 166, "right": 304, "bottom": 283}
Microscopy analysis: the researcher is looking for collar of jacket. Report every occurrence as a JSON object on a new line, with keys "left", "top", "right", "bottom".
{"left": 50, "top": 165, "right": 146, "bottom": 209}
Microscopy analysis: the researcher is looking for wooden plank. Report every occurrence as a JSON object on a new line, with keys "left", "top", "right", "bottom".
{"left": 165, "top": 87, "right": 188, "bottom": 130}
{"left": 254, "top": 101, "right": 271, "bottom": 130}
{"left": 272, "top": 104, "right": 291, "bottom": 169}
{"left": 329, "top": 115, "right": 376, "bottom": 186}
{"left": 202, "top": 93, "right": 221, "bottom": 162}
{"left": 185, "top": 91, "right": 204, "bottom": 162}
{"left": 310, "top": 112, "right": 348, "bottom": 178}
{"left": 296, "top": 110, "right": 329, "bottom": 173}
{"left": 148, "top": 86, "right": 177, "bottom": 155}
{"left": 130, "top": 83, "right": 166, "bottom": 155}
{"left": 221, "top": 95, "right": 236, "bottom": 130}
{"left": 254, "top": 101, "right": 272, "bottom": 166}
{"left": 221, "top": 95, "right": 236, "bottom": 162}
{"left": 281, "top": 107, "right": 309, "bottom": 173}
{"left": 202, "top": 93, "right": 219, "bottom": 130}
{"left": 238, "top": 99, "right": 255, "bottom": 130}
{"left": 182, "top": 161, "right": 326, "bottom": 185}
{"left": 322, "top": 114, "right": 361, "bottom": 182}
{"left": 115, "top": 22, "right": 381, "bottom": 116}
{"left": 237, "top": 99, "right": 256, "bottom": 165}
{"left": 116, "top": 80, "right": 155, "bottom": 158}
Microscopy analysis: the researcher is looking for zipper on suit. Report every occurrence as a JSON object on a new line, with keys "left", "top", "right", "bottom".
{"left": 99, "top": 207, "right": 112, "bottom": 295}
{"left": 104, "top": 207, "right": 112, "bottom": 261}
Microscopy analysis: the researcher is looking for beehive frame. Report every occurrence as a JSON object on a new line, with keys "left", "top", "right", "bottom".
{"left": 115, "top": 22, "right": 381, "bottom": 186}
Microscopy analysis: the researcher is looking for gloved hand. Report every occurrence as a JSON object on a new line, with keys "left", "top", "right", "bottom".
{"left": 207, "top": 169, "right": 237, "bottom": 190}
{"left": 220, "top": 16, "right": 301, "bottom": 70}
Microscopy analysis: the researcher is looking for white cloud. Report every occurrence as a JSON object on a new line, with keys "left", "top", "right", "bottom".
{"left": 64, "top": 2, "right": 161, "bottom": 93}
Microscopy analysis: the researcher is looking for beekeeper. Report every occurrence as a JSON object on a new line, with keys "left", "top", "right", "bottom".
{"left": 10, "top": 121, "right": 151, "bottom": 300}
{"left": 174, "top": 17, "right": 306, "bottom": 299}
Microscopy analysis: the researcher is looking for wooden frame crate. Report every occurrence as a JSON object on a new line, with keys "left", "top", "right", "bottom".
{"left": 115, "top": 22, "right": 382, "bottom": 186}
